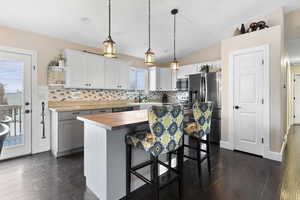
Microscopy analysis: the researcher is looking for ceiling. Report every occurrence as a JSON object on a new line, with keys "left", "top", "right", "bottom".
{"left": 0, "top": 0, "right": 300, "bottom": 63}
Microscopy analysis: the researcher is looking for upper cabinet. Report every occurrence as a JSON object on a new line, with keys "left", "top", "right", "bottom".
{"left": 64, "top": 49, "right": 131, "bottom": 90}
{"left": 64, "top": 49, "right": 87, "bottom": 88}
{"left": 85, "top": 53, "right": 105, "bottom": 88}
{"left": 149, "top": 67, "right": 173, "bottom": 91}
{"left": 159, "top": 68, "right": 172, "bottom": 91}
{"left": 105, "top": 59, "right": 130, "bottom": 90}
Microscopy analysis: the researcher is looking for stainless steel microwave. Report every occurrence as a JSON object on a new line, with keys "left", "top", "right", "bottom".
{"left": 176, "top": 78, "right": 188, "bottom": 91}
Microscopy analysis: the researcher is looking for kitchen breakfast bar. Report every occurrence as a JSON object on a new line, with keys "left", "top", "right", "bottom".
{"left": 77, "top": 110, "right": 190, "bottom": 200}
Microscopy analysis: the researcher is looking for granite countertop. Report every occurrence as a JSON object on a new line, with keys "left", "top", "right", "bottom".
{"left": 77, "top": 110, "right": 148, "bottom": 130}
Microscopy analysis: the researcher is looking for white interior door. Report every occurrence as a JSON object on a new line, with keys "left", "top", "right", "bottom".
{"left": 293, "top": 75, "right": 300, "bottom": 124}
{"left": 0, "top": 50, "right": 32, "bottom": 160}
{"left": 233, "top": 50, "right": 264, "bottom": 156}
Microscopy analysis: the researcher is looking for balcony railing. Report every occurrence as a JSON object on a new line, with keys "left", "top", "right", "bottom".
{"left": 0, "top": 105, "right": 23, "bottom": 147}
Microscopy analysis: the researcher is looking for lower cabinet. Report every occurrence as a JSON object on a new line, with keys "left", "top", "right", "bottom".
{"left": 59, "top": 120, "right": 84, "bottom": 152}
{"left": 50, "top": 107, "right": 137, "bottom": 158}
{"left": 50, "top": 109, "right": 112, "bottom": 157}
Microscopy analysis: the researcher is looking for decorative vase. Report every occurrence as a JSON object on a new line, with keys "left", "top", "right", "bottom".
{"left": 240, "top": 24, "right": 246, "bottom": 34}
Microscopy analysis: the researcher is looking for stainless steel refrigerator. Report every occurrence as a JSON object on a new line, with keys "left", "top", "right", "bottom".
{"left": 188, "top": 72, "right": 221, "bottom": 144}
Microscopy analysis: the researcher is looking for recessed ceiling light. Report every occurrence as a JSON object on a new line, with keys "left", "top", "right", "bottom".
{"left": 81, "top": 17, "right": 91, "bottom": 24}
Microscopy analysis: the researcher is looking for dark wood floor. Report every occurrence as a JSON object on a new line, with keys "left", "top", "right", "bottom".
{"left": 280, "top": 125, "right": 300, "bottom": 200}
{"left": 3, "top": 126, "right": 300, "bottom": 200}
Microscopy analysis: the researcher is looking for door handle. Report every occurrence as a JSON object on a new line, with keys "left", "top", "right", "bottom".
{"left": 234, "top": 106, "right": 240, "bottom": 110}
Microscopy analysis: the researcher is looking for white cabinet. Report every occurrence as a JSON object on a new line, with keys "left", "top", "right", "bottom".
{"left": 149, "top": 67, "right": 172, "bottom": 91}
{"left": 177, "top": 64, "right": 198, "bottom": 79}
{"left": 129, "top": 68, "right": 137, "bottom": 90}
{"left": 159, "top": 68, "right": 172, "bottom": 91}
{"left": 119, "top": 64, "right": 130, "bottom": 89}
{"left": 64, "top": 49, "right": 132, "bottom": 90}
{"left": 65, "top": 49, "right": 87, "bottom": 88}
{"left": 149, "top": 67, "right": 158, "bottom": 91}
{"left": 171, "top": 71, "right": 177, "bottom": 91}
{"left": 105, "top": 59, "right": 130, "bottom": 90}
{"left": 85, "top": 53, "right": 105, "bottom": 88}
{"left": 65, "top": 49, "right": 105, "bottom": 89}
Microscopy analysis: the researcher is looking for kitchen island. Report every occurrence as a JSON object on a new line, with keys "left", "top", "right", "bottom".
{"left": 77, "top": 109, "right": 190, "bottom": 200}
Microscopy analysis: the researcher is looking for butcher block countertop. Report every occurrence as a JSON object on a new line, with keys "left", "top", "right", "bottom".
{"left": 77, "top": 109, "right": 192, "bottom": 130}
{"left": 77, "top": 110, "right": 148, "bottom": 130}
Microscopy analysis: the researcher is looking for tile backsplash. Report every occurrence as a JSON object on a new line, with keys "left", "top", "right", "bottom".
{"left": 48, "top": 88, "right": 188, "bottom": 103}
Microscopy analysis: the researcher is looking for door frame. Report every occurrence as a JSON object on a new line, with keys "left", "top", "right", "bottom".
{"left": 228, "top": 45, "right": 270, "bottom": 157}
{"left": 0, "top": 46, "right": 38, "bottom": 157}
{"left": 292, "top": 73, "right": 300, "bottom": 125}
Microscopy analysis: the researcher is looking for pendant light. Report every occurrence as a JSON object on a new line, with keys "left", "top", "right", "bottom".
{"left": 144, "top": 0, "right": 155, "bottom": 65}
{"left": 170, "top": 9, "right": 180, "bottom": 72}
{"left": 103, "top": 0, "right": 117, "bottom": 58}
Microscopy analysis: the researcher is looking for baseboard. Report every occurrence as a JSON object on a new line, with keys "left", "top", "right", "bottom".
{"left": 264, "top": 137, "right": 287, "bottom": 162}
{"left": 220, "top": 140, "right": 233, "bottom": 150}
{"left": 264, "top": 150, "right": 282, "bottom": 162}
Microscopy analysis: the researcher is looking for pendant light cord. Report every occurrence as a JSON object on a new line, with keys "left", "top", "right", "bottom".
{"left": 109, "top": 0, "right": 111, "bottom": 37}
{"left": 148, "top": 0, "right": 151, "bottom": 50}
{"left": 173, "top": 13, "right": 176, "bottom": 60}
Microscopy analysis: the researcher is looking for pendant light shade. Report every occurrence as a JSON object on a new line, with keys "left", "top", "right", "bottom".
{"left": 145, "top": 48, "right": 155, "bottom": 65}
{"left": 103, "top": 36, "right": 116, "bottom": 58}
{"left": 170, "top": 9, "right": 180, "bottom": 72}
{"left": 170, "top": 59, "right": 180, "bottom": 71}
{"left": 103, "top": 0, "right": 117, "bottom": 58}
{"left": 144, "top": 0, "right": 155, "bottom": 66}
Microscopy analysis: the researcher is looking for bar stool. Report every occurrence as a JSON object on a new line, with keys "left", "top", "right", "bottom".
{"left": 183, "top": 101, "right": 213, "bottom": 178}
{"left": 125, "top": 105, "right": 184, "bottom": 200}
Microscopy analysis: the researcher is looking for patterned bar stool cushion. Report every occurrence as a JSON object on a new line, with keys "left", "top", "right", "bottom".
{"left": 126, "top": 105, "right": 184, "bottom": 157}
{"left": 184, "top": 102, "right": 213, "bottom": 138}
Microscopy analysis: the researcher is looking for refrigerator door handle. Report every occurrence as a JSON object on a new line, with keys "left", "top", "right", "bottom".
{"left": 204, "top": 74, "right": 208, "bottom": 102}
{"left": 200, "top": 75, "right": 204, "bottom": 101}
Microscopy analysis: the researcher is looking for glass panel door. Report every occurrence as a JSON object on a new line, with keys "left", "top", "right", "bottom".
{"left": 0, "top": 51, "right": 32, "bottom": 160}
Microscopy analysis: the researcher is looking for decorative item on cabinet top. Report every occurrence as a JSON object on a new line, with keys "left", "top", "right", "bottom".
{"left": 198, "top": 61, "right": 221, "bottom": 73}
{"left": 235, "top": 21, "right": 269, "bottom": 36}
{"left": 48, "top": 54, "right": 66, "bottom": 87}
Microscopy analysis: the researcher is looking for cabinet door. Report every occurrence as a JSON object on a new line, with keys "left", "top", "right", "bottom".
{"left": 59, "top": 120, "right": 84, "bottom": 152}
{"left": 118, "top": 63, "right": 130, "bottom": 90}
{"left": 85, "top": 53, "right": 105, "bottom": 89}
{"left": 149, "top": 67, "right": 158, "bottom": 91}
{"left": 171, "top": 71, "right": 177, "bottom": 90}
{"left": 129, "top": 67, "right": 137, "bottom": 90}
{"left": 64, "top": 49, "right": 86, "bottom": 88}
{"left": 159, "top": 68, "right": 172, "bottom": 91}
{"left": 104, "top": 59, "right": 120, "bottom": 89}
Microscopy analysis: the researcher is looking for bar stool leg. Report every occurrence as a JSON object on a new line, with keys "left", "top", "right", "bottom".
{"left": 151, "top": 154, "right": 160, "bottom": 200}
{"left": 196, "top": 139, "right": 201, "bottom": 179}
{"left": 177, "top": 146, "right": 184, "bottom": 199}
{"left": 126, "top": 143, "right": 132, "bottom": 199}
{"left": 167, "top": 152, "right": 172, "bottom": 177}
{"left": 207, "top": 135, "right": 211, "bottom": 174}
